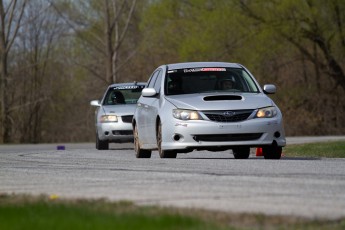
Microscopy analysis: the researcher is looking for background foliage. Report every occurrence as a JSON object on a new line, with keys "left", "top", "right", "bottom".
{"left": 0, "top": 0, "right": 344, "bottom": 143}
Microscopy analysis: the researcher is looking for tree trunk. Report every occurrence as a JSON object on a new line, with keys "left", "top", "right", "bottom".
{"left": 0, "top": 1, "right": 10, "bottom": 143}
{"left": 0, "top": 50, "right": 10, "bottom": 143}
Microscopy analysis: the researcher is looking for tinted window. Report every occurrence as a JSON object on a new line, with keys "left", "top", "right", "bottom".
{"left": 165, "top": 67, "right": 259, "bottom": 95}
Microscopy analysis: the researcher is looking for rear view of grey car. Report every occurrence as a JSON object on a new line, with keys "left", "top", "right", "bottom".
{"left": 90, "top": 82, "right": 145, "bottom": 150}
{"left": 132, "top": 62, "right": 286, "bottom": 159}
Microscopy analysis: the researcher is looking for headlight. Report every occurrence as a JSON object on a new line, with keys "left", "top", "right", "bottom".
{"left": 100, "top": 115, "right": 118, "bottom": 123}
{"left": 255, "top": 106, "right": 277, "bottom": 118}
{"left": 173, "top": 109, "right": 203, "bottom": 120}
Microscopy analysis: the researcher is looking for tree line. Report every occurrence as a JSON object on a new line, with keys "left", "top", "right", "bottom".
{"left": 0, "top": 0, "right": 344, "bottom": 144}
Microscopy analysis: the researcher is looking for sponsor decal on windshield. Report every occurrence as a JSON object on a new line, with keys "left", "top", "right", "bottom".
{"left": 183, "top": 68, "right": 226, "bottom": 73}
{"left": 113, "top": 85, "right": 144, "bottom": 90}
{"left": 201, "top": 68, "right": 226, "bottom": 72}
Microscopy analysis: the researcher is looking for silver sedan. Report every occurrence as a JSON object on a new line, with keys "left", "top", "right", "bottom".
{"left": 132, "top": 62, "right": 286, "bottom": 159}
{"left": 90, "top": 82, "right": 146, "bottom": 150}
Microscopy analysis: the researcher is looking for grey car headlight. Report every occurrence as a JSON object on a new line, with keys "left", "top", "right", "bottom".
{"left": 100, "top": 115, "right": 118, "bottom": 123}
{"left": 255, "top": 106, "right": 277, "bottom": 118}
{"left": 173, "top": 109, "right": 203, "bottom": 120}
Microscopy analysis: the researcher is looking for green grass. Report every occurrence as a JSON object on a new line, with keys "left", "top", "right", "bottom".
{"left": 1, "top": 194, "right": 345, "bottom": 230}
{"left": 284, "top": 141, "right": 345, "bottom": 158}
{"left": 0, "top": 195, "right": 224, "bottom": 230}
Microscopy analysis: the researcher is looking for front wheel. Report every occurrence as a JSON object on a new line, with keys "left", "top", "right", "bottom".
{"left": 157, "top": 122, "right": 177, "bottom": 158}
{"left": 96, "top": 132, "right": 109, "bottom": 150}
{"left": 232, "top": 147, "right": 250, "bottom": 159}
{"left": 263, "top": 144, "right": 282, "bottom": 159}
{"left": 134, "top": 124, "right": 151, "bottom": 158}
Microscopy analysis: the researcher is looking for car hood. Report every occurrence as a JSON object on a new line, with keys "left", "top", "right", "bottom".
{"left": 101, "top": 104, "right": 137, "bottom": 115}
{"left": 165, "top": 93, "right": 274, "bottom": 110}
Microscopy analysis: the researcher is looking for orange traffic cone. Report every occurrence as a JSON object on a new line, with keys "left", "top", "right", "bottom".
{"left": 256, "top": 147, "right": 263, "bottom": 156}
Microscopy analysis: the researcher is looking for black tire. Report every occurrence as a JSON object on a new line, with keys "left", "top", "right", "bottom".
{"left": 263, "top": 144, "right": 282, "bottom": 159}
{"left": 134, "top": 124, "right": 151, "bottom": 158}
{"left": 157, "top": 122, "right": 177, "bottom": 158}
{"left": 232, "top": 147, "right": 250, "bottom": 159}
{"left": 96, "top": 132, "right": 109, "bottom": 150}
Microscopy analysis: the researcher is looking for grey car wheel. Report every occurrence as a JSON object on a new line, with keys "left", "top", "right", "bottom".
{"left": 96, "top": 132, "right": 109, "bottom": 150}
{"left": 157, "top": 122, "right": 177, "bottom": 158}
{"left": 263, "top": 144, "right": 282, "bottom": 159}
{"left": 134, "top": 124, "right": 151, "bottom": 158}
{"left": 232, "top": 147, "right": 250, "bottom": 159}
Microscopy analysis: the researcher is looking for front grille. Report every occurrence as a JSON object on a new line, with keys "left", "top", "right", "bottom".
{"left": 121, "top": 115, "right": 133, "bottom": 123}
{"left": 193, "top": 133, "right": 262, "bottom": 142}
{"left": 203, "top": 110, "right": 254, "bottom": 122}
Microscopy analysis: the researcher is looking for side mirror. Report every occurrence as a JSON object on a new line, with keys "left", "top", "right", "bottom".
{"left": 263, "top": 84, "right": 276, "bottom": 94}
{"left": 90, "top": 100, "right": 101, "bottom": 106}
{"left": 142, "top": 88, "right": 157, "bottom": 97}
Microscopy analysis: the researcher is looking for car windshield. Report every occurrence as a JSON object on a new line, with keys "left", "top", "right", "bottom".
{"left": 103, "top": 85, "right": 145, "bottom": 105}
{"left": 165, "top": 67, "right": 259, "bottom": 95}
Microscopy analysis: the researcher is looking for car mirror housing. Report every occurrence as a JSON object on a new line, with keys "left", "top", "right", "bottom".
{"left": 263, "top": 84, "right": 276, "bottom": 94}
{"left": 90, "top": 100, "right": 101, "bottom": 106}
{"left": 142, "top": 88, "right": 157, "bottom": 97}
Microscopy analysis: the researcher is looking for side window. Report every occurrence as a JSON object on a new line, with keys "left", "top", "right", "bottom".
{"left": 153, "top": 70, "right": 162, "bottom": 93}
{"left": 147, "top": 70, "right": 160, "bottom": 88}
{"left": 103, "top": 89, "right": 113, "bottom": 105}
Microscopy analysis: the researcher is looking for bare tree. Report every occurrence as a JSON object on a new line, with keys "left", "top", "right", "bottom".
{"left": 104, "top": 0, "right": 137, "bottom": 83}
{"left": 13, "top": 1, "right": 66, "bottom": 143}
{"left": 0, "top": 0, "right": 27, "bottom": 143}
{"left": 53, "top": 0, "right": 138, "bottom": 84}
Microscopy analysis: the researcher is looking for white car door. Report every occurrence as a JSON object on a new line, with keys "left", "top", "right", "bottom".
{"left": 145, "top": 70, "right": 163, "bottom": 145}
{"left": 137, "top": 69, "right": 161, "bottom": 145}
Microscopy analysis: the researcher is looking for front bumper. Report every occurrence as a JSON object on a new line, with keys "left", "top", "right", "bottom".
{"left": 97, "top": 120, "right": 133, "bottom": 142}
{"left": 161, "top": 116, "right": 286, "bottom": 150}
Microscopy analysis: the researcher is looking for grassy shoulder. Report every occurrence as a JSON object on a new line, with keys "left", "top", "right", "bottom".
{"left": 1, "top": 194, "right": 345, "bottom": 230}
{"left": 284, "top": 141, "right": 345, "bottom": 158}
{"left": 0, "top": 194, "right": 220, "bottom": 230}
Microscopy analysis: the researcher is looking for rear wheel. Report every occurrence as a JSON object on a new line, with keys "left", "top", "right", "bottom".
{"left": 263, "top": 144, "right": 282, "bottom": 159}
{"left": 96, "top": 132, "right": 109, "bottom": 150}
{"left": 134, "top": 124, "right": 151, "bottom": 158}
{"left": 232, "top": 147, "right": 250, "bottom": 159}
{"left": 157, "top": 122, "right": 177, "bottom": 158}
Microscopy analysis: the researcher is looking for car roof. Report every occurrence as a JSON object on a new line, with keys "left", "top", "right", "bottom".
{"left": 166, "top": 62, "right": 242, "bottom": 70}
{"left": 108, "top": 82, "right": 146, "bottom": 88}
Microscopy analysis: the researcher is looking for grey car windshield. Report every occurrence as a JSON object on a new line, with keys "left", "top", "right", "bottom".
{"left": 103, "top": 85, "right": 144, "bottom": 105}
{"left": 165, "top": 67, "right": 259, "bottom": 95}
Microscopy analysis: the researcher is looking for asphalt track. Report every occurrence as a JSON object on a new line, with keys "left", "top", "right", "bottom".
{"left": 1, "top": 136, "right": 345, "bottom": 220}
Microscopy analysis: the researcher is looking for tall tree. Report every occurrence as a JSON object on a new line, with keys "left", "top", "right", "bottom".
{"left": 13, "top": 0, "right": 66, "bottom": 143}
{"left": 53, "top": 0, "right": 138, "bottom": 85}
{"left": 0, "top": 0, "right": 27, "bottom": 143}
{"left": 103, "top": 0, "right": 137, "bottom": 83}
